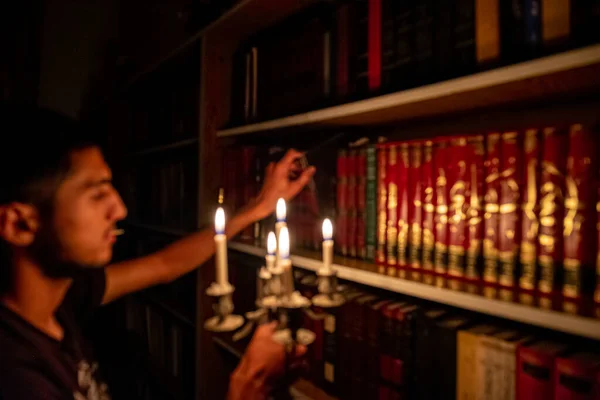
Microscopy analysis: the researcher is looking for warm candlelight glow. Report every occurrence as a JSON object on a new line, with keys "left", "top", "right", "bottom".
{"left": 267, "top": 231, "right": 277, "bottom": 255}
{"left": 215, "top": 207, "right": 225, "bottom": 234}
{"left": 278, "top": 226, "right": 290, "bottom": 259}
{"left": 276, "top": 198, "right": 286, "bottom": 221}
{"left": 322, "top": 218, "right": 333, "bottom": 241}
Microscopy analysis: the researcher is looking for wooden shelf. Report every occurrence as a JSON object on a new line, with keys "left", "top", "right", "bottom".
{"left": 212, "top": 337, "right": 337, "bottom": 400}
{"left": 130, "top": 138, "right": 198, "bottom": 157}
{"left": 228, "top": 242, "right": 600, "bottom": 341}
{"left": 218, "top": 44, "right": 600, "bottom": 137}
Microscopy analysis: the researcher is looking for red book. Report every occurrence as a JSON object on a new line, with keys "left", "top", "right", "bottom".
{"left": 377, "top": 145, "right": 388, "bottom": 274}
{"left": 421, "top": 141, "right": 436, "bottom": 271}
{"left": 519, "top": 129, "right": 541, "bottom": 291}
{"left": 379, "top": 302, "right": 403, "bottom": 385}
{"left": 466, "top": 135, "right": 485, "bottom": 281}
{"left": 563, "top": 124, "right": 598, "bottom": 299}
{"left": 498, "top": 131, "right": 523, "bottom": 288}
{"left": 409, "top": 143, "right": 423, "bottom": 270}
{"left": 386, "top": 144, "right": 399, "bottom": 276}
{"left": 337, "top": 149, "right": 349, "bottom": 256}
{"left": 538, "top": 127, "right": 568, "bottom": 295}
{"left": 555, "top": 353, "right": 600, "bottom": 400}
{"left": 367, "top": 0, "right": 382, "bottom": 91}
{"left": 357, "top": 148, "right": 368, "bottom": 259}
{"left": 517, "top": 341, "right": 568, "bottom": 400}
{"left": 484, "top": 133, "right": 502, "bottom": 284}
{"left": 397, "top": 143, "right": 410, "bottom": 270}
{"left": 348, "top": 149, "right": 358, "bottom": 258}
{"left": 434, "top": 141, "right": 450, "bottom": 275}
{"left": 448, "top": 137, "right": 470, "bottom": 278}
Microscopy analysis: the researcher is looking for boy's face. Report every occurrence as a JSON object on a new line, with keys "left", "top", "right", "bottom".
{"left": 45, "top": 146, "right": 127, "bottom": 269}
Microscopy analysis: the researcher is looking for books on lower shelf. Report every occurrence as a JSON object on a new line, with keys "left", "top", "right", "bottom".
{"left": 223, "top": 123, "right": 600, "bottom": 310}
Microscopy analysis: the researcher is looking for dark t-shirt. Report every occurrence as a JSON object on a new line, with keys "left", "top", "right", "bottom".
{"left": 0, "top": 269, "right": 111, "bottom": 400}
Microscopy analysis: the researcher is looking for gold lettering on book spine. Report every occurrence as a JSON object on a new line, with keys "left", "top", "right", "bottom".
{"left": 519, "top": 158, "right": 537, "bottom": 291}
{"left": 398, "top": 144, "right": 409, "bottom": 267}
{"left": 467, "top": 159, "right": 482, "bottom": 279}
{"left": 410, "top": 145, "right": 423, "bottom": 268}
{"left": 377, "top": 151, "right": 387, "bottom": 268}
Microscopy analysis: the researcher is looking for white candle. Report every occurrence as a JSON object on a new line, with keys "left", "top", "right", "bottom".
{"left": 322, "top": 218, "right": 334, "bottom": 272}
{"left": 275, "top": 198, "right": 287, "bottom": 267}
{"left": 214, "top": 207, "right": 228, "bottom": 285}
{"left": 266, "top": 231, "right": 276, "bottom": 270}
{"left": 278, "top": 226, "right": 294, "bottom": 296}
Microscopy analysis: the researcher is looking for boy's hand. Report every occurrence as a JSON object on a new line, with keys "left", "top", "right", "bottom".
{"left": 249, "top": 149, "right": 316, "bottom": 221}
{"left": 228, "top": 322, "right": 307, "bottom": 400}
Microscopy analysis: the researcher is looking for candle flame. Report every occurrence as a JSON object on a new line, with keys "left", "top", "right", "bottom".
{"left": 267, "top": 231, "right": 276, "bottom": 255}
{"left": 322, "top": 218, "right": 333, "bottom": 240}
{"left": 276, "top": 198, "right": 286, "bottom": 221}
{"left": 278, "top": 226, "right": 290, "bottom": 259}
{"left": 215, "top": 207, "right": 225, "bottom": 234}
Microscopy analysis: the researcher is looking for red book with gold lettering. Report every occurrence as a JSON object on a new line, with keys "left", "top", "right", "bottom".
{"left": 448, "top": 137, "right": 470, "bottom": 278}
{"left": 397, "top": 143, "right": 410, "bottom": 271}
{"left": 357, "top": 148, "right": 367, "bottom": 259}
{"left": 348, "top": 149, "right": 358, "bottom": 258}
{"left": 563, "top": 124, "right": 598, "bottom": 299}
{"left": 434, "top": 140, "right": 450, "bottom": 275}
{"left": 466, "top": 135, "right": 485, "bottom": 281}
{"left": 386, "top": 144, "right": 399, "bottom": 276}
{"left": 519, "top": 129, "right": 542, "bottom": 292}
{"left": 368, "top": 0, "right": 382, "bottom": 91}
{"left": 498, "top": 131, "right": 523, "bottom": 288}
{"left": 376, "top": 144, "right": 388, "bottom": 274}
{"left": 554, "top": 352, "right": 600, "bottom": 400}
{"left": 409, "top": 142, "right": 423, "bottom": 270}
{"left": 516, "top": 340, "right": 568, "bottom": 400}
{"left": 421, "top": 141, "right": 436, "bottom": 271}
{"left": 337, "top": 149, "right": 349, "bottom": 256}
{"left": 538, "top": 127, "right": 568, "bottom": 295}
{"left": 484, "top": 133, "right": 502, "bottom": 284}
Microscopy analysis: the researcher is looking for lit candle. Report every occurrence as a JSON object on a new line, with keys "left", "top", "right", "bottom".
{"left": 214, "top": 207, "right": 228, "bottom": 285}
{"left": 322, "top": 218, "right": 334, "bottom": 272}
{"left": 266, "top": 231, "right": 276, "bottom": 271}
{"left": 275, "top": 198, "right": 287, "bottom": 267}
{"left": 278, "top": 226, "right": 294, "bottom": 296}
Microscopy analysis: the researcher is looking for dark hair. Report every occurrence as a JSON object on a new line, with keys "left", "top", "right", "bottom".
{"left": 0, "top": 104, "right": 98, "bottom": 290}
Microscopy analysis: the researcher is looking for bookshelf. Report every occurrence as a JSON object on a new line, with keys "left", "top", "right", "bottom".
{"left": 228, "top": 242, "right": 600, "bottom": 341}
{"left": 217, "top": 43, "right": 600, "bottom": 137}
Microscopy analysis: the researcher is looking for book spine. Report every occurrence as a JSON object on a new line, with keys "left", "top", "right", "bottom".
{"left": 397, "top": 143, "right": 410, "bottom": 269}
{"left": 519, "top": 129, "right": 541, "bottom": 291}
{"left": 542, "top": 0, "right": 571, "bottom": 49}
{"left": 337, "top": 149, "right": 349, "bottom": 256}
{"left": 498, "top": 132, "right": 523, "bottom": 288}
{"left": 366, "top": 145, "right": 378, "bottom": 261}
{"left": 422, "top": 141, "right": 436, "bottom": 271}
{"left": 434, "top": 141, "right": 450, "bottom": 274}
{"left": 435, "top": 0, "right": 455, "bottom": 79}
{"left": 524, "top": 0, "right": 542, "bottom": 51}
{"left": 377, "top": 145, "right": 388, "bottom": 273}
{"left": 396, "top": 307, "right": 419, "bottom": 397}
{"left": 348, "top": 149, "right": 358, "bottom": 258}
{"left": 554, "top": 356, "right": 598, "bottom": 399}
{"left": 484, "top": 133, "right": 502, "bottom": 284}
{"left": 394, "top": 0, "right": 416, "bottom": 89}
{"left": 335, "top": 3, "right": 350, "bottom": 98}
{"left": 538, "top": 127, "right": 568, "bottom": 295}
{"left": 448, "top": 137, "right": 470, "bottom": 278}
{"left": 368, "top": 0, "right": 382, "bottom": 90}
{"left": 454, "top": 0, "right": 476, "bottom": 74}
{"left": 563, "top": 124, "right": 598, "bottom": 299}
{"left": 466, "top": 135, "right": 485, "bottom": 281}
{"left": 517, "top": 346, "right": 557, "bottom": 400}
{"left": 414, "top": 0, "right": 435, "bottom": 84}
{"left": 409, "top": 143, "right": 423, "bottom": 269}
{"left": 381, "top": 0, "right": 396, "bottom": 88}
{"left": 386, "top": 145, "right": 399, "bottom": 275}
{"left": 478, "top": 335, "right": 502, "bottom": 400}
{"left": 476, "top": 0, "right": 501, "bottom": 65}
{"left": 357, "top": 148, "right": 367, "bottom": 259}
{"left": 457, "top": 331, "right": 479, "bottom": 400}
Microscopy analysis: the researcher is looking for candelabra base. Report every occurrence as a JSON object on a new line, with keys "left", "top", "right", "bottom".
{"left": 204, "top": 314, "right": 244, "bottom": 332}
{"left": 272, "top": 328, "right": 316, "bottom": 346}
{"left": 312, "top": 293, "right": 345, "bottom": 308}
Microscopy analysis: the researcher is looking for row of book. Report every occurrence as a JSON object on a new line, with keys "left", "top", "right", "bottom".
{"left": 294, "top": 271, "right": 600, "bottom": 400}
{"left": 223, "top": 124, "right": 600, "bottom": 305}
{"left": 227, "top": 0, "right": 600, "bottom": 126}
{"left": 118, "top": 147, "right": 198, "bottom": 232}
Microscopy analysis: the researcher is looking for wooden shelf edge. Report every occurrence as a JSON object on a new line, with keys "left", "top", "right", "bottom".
{"left": 130, "top": 137, "right": 199, "bottom": 157}
{"left": 217, "top": 44, "right": 600, "bottom": 137}
{"left": 212, "top": 337, "right": 336, "bottom": 400}
{"left": 228, "top": 242, "right": 600, "bottom": 341}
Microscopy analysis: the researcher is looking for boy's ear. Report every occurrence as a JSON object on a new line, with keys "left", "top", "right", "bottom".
{"left": 0, "top": 203, "right": 40, "bottom": 247}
